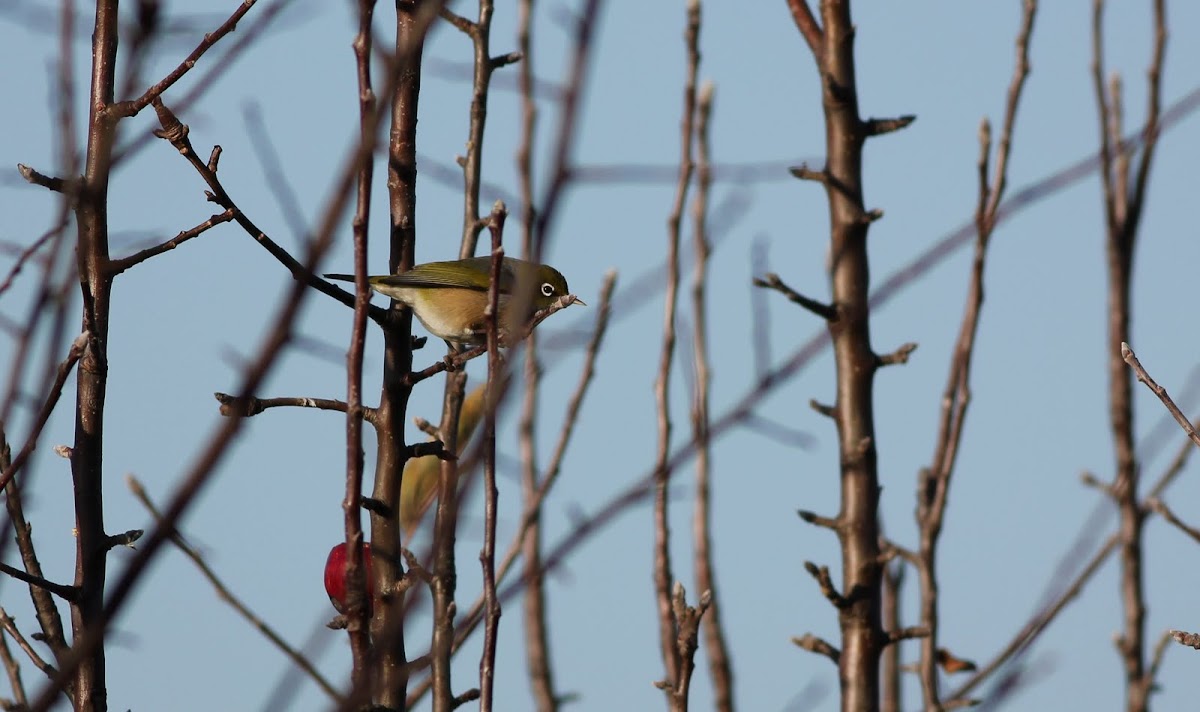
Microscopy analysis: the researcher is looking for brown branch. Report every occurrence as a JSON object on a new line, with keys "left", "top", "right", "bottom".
{"left": 653, "top": 0, "right": 701, "bottom": 695}
{"left": 0, "top": 331, "right": 89, "bottom": 494}
{"left": 804, "top": 561, "right": 847, "bottom": 609}
{"left": 212, "top": 392, "right": 370, "bottom": 421}
{"left": 864, "top": 115, "right": 917, "bottom": 137}
{"left": 798, "top": 509, "right": 838, "bottom": 531}
{"left": 15, "top": 164, "right": 72, "bottom": 194}
{"left": 339, "top": 0, "right": 379, "bottom": 692}
{"left": 0, "top": 616, "right": 28, "bottom": 709}
{"left": 876, "top": 342, "right": 917, "bottom": 367}
{"left": 0, "top": 563, "right": 76, "bottom": 602}
{"left": 479, "top": 205, "right": 507, "bottom": 712}
{"left": 0, "top": 431, "right": 70, "bottom": 675}
{"left": 1169, "top": 630, "right": 1200, "bottom": 650}
{"left": 785, "top": 0, "right": 822, "bottom": 60}
{"left": 0, "top": 609, "right": 59, "bottom": 687}
{"left": 689, "top": 78, "right": 733, "bottom": 712}
{"left": 107, "top": 209, "right": 235, "bottom": 274}
{"left": 915, "top": 3, "right": 1036, "bottom": 707}
{"left": 125, "top": 475, "right": 342, "bottom": 702}
{"left": 752, "top": 272, "right": 836, "bottom": 321}
{"left": 788, "top": 163, "right": 828, "bottom": 184}
{"left": 109, "top": 0, "right": 260, "bottom": 117}
{"left": 1146, "top": 498, "right": 1200, "bottom": 545}
{"left": 793, "top": 634, "right": 840, "bottom": 664}
{"left": 148, "top": 99, "right": 391, "bottom": 328}
{"left": 1122, "top": 343, "right": 1200, "bottom": 450}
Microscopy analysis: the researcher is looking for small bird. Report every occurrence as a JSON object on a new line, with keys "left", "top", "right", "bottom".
{"left": 325, "top": 256, "right": 582, "bottom": 345}
{"left": 324, "top": 542, "right": 375, "bottom": 615}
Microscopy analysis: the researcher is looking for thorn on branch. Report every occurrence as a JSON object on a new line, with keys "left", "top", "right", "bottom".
{"left": 752, "top": 273, "right": 836, "bottom": 321}
{"left": 789, "top": 163, "right": 828, "bottom": 184}
{"left": 809, "top": 399, "right": 835, "bottom": 418}
{"left": 864, "top": 114, "right": 917, "bottom": 136}
{"left": 360, "top": 497, "right": 392, "bottom": 518}
{"left": 858, "top": 208, "right": 884, "bottom": 225}
{"left": 490, "top": 51, "right": 523, "bottom": 69}
{"left": 104, "top": 529, "right": 144, "bottom": 551}
{"left": 207, "top": 145, "right": 222, "bottom": 173}
{"left": 17, "top": 164, "right": 71, "bottom": 194}
{"left": 214, "top": 392, "right": 259, "bottom": 417}
{"left": 1080, "top": 471, "right": 1117, "bottom": 498}
{"left": 451, "top": 689, "right": 481, "bottom": 709}
{"left": 792, "top": 633, "right": 840, "bottom": 664}
{"left": 411, "top": 335, "right": 428, "bottom": 351}
{"left": 803, "top": 561, "right": 846, "bottom": 609}
{"left": 413, "top": 417, "right": 440, "bottom": 439}
{"left": 877, "top": 342, "right": 918, "bottom": 367}
{"left": 797, "top": 509, "right": 838, "bottom": 531}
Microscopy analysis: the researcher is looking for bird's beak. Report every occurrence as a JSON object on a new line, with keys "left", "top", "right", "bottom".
{"left": 572, "top": 295, "right": 587, "bottom": 307}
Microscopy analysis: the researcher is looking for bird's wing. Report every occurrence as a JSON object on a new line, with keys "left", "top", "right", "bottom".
{"left": 370, "top": 257, "right": 517, "bottom": 292}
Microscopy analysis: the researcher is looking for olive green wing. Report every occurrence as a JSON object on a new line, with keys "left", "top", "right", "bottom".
{"left": 368, "top": 257, "right": 518, "bottom": 292}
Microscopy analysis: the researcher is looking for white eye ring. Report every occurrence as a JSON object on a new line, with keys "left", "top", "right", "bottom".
{"left": 540, "top": 283, "right": 555, "bottom": 297}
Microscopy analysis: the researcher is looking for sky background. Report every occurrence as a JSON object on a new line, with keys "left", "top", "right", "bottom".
{"left": 2, "top": 1, "right": 1200, "bottom": 710}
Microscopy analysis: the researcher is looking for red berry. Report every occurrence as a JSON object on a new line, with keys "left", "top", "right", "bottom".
{"left": 324, "top": 542, "right": 374, "bottom": 614}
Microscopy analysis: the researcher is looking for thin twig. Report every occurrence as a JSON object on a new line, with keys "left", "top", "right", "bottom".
{"left": 1123, "top": 343, "right": 1200, "bottom": 450}
{"left": 915, "top": 4, "right": 1037, "bottom": 707}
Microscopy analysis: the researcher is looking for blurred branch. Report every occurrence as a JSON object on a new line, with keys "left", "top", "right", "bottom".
{"left": 125, "top": 475, "right": 342, "bottom": 702}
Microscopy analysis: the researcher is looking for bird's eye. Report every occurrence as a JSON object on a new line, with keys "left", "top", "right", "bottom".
{"left": 540, "top": 283, "right": 555, "bottom": 297}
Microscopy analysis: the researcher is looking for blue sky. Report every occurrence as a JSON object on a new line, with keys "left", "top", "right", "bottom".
{"left": 2, "top": 1, "right": 1200, "bottom": 710}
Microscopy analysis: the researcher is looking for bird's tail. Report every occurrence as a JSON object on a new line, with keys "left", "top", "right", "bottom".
{"left": 324, "top": 273, "right": 354, "bottom": 282}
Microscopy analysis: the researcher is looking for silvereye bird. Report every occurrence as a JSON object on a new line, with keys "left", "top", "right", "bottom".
{"left": 400, "top": 385, "right": 487, "bottom": 536}
{"left": 325, "top": 257, "right": 582, "bottom": 345}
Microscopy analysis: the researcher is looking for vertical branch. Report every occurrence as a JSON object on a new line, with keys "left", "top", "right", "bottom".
{"left": 1092, "top": 3, "right": 1167, "bottom": 711}
{"left": 654, "top": 0, "right": 701, "bottom": 695}
{"left": 70, "top": 0, "right": 122, "bottom": 707}
{"left": 915, "top": 4, "right": 1036, "bottom": 709}
{"left": 455, "top": 0, "right": 497, "bottom": 258}
{"left": 689, "top": 80, "right": 733, "bottom": 712}
{"left": 515, "top": 2, "right": 559, "bottom": 709}
{"left": 804, "top": 1, "right": 884, "bottom": 707}
{"left": 368, "top": 1, "right": 434, "bottom": 707}
{"left": 342, "top": 0, "right": 378, "bottom": 691}
{"left": 479, "top": 204, "right": 508, "bottom": 711}
{"left": 880, "top": 563, "right": 903, "bottom": 712}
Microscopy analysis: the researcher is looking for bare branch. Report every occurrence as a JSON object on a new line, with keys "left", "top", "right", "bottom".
{"left": 792, "top": 634, "right": 840, "bottom": 664}
{"left": 803, "top": 561, "right": 846, "bottom": 609}
{"left": 864, "top": 115, "right": 916, "bottom": 137}
{"left": 1146, "top": 498, "right": 1200, "bottom": 545}
{"left": 752, "top": 272, "right": 836, "bottom": 321}
{"left": 1122, "top": 343, "right": 1200, "bottom": 449}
